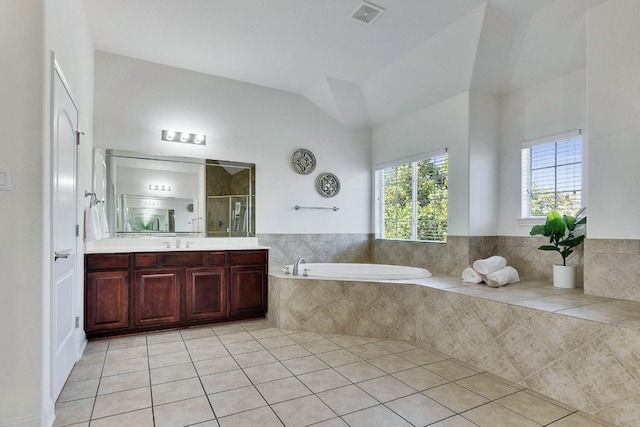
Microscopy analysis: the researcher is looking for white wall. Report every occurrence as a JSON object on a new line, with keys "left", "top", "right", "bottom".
{"left": 0, "top": 1, "right": 46, "bottom": 425}
{"left": 587, "top": 0, "right": 640, "bottom": 239}
{"left": 469, "top": 92, "right": 499, "bottom": 236}
{"left": 0, "top": 0, "right": 93, "bottom": 425}
{"left": 93, "top": 52, "right": 371, "bottom": 235}
{"left": 498, "top": 68, "right": 587, "bottom": 236}
{"left": 372, "top": 92, "right": 470, "bottom": 236}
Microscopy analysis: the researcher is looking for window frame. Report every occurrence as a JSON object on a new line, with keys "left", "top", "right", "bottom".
{"left": 520, "top": 130, "right": 582, "bottom": 219}
{"left": 374, "top": 148, "right": 448, "bottom": 243}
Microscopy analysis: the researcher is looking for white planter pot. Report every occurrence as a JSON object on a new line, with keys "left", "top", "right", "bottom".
{"left": 553, "top": 264, "right": 577, "bottom": 288}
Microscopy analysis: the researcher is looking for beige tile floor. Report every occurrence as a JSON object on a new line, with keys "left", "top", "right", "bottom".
{"left": 55, "top": 319, "right": 615, "bottom": 427}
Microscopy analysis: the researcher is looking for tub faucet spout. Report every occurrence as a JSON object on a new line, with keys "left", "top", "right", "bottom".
{"left": 293, "top": 257, "right": 306, "bottom": 275}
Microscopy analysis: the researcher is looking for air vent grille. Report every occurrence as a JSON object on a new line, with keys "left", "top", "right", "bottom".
{"left": 351, "top": 2, "right": 385, "bottom": 25}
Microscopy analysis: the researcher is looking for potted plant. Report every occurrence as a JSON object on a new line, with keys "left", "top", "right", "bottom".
{"left": 529, "top": 207, "right": 587, "bottom": 288}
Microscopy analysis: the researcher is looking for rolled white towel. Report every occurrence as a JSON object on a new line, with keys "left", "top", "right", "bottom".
{"left": 462, "top": 267, "right": 483, "bottom": 284}
{"left": 485, "top": 266, "right": 520, "bottom": 288}
{"left": 472, "top": 256, "right": 507, "bottom": 276}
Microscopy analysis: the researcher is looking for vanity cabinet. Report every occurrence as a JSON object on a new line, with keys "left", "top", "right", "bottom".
{"left": 134, "top": 268, "right": 181, "bottom": 327}
{"left": 185, "top": 266, "right": 227, "bottom": 321}
{"left": 86, "top": 270, "right": 130, "bottom": 331}
{"left": 85, "top": 254, "right": 130, "bottom": 332}
{"left": 230, "top": 251, "right": 268, "bottom": 317}
{"left": 84, "top": 249, "right": 267, "bottom": 339}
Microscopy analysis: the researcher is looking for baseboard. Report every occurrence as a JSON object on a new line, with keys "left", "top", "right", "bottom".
{"left": 0, "top": 404, "right": 54, "bottom": 427}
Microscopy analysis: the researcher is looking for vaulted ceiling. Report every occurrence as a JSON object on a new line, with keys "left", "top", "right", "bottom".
{"left": 83, "top": 0, "right": 604, "bottom": 128}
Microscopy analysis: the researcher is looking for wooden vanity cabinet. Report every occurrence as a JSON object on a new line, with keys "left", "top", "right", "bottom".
{"left": 86, "top": 270, "right": 130, "bottom": 331}
{"left": 85, "top": 254, "right": 130, "bottom": 332}
{"left": 185, "top": 252, "right": 228, "bottom": 321}
{"left": 230, "top": 251, "right": 268, "bottom": 317}
{"left": 85, "top": 249, "right": 267, "bottom": 339}
{"left": 134, "top": 268, "right": 181, "bottom": 327}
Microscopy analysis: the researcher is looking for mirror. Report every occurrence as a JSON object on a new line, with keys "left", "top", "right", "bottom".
{"left": 93, "top": 149, "right": 255, "bottom": 237}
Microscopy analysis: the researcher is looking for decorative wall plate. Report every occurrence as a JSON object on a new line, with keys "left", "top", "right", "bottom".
{"left": 316, "top": 172, "right": 340, "bottom": 198}
{"left": 291, "top": 148, "right": 316, "bottom": 175}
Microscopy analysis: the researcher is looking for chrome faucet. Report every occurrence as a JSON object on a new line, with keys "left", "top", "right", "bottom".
{"left": 293, "top": 257, "right": 306, "bottom": 275}
{"left": 176, "top": 238, "right": 182, "bottom": 248}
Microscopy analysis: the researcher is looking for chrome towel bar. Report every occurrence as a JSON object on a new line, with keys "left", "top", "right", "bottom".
{"left": 294, "top": 205, "right": 339, "bottom": 212}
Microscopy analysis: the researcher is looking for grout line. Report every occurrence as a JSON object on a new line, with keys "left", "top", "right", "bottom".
{"left": 58, "top": 321, "right": 614, "bottom": 427}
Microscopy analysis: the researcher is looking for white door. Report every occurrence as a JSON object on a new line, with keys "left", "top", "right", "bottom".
{"left": 52, "top": 59, "right": 78, "bottom": 399}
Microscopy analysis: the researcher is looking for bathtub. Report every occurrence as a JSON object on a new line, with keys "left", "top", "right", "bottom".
{"left": 284, "top": 263, "right": 431, "bottom": 280}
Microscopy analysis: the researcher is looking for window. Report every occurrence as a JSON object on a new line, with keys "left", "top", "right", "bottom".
{"left": 375, "top": 149, "right": 448, "bottom": 242}
{"left": 521, "top": 130, "right": 582, "bottom": 218}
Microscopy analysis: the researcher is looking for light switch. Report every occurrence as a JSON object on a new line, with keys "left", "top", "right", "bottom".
{"left": 0, "top": 168, "right": 11, "bottom": 191}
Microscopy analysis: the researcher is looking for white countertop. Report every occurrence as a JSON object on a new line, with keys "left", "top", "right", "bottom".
{"left": 85, "top": 237, "right": 269, "bottom": 254}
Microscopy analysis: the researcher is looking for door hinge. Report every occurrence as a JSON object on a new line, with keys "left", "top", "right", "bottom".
{"left": 75, "top": 316, "right": 80, "bottom": 329}
{"left": 76, "top": 224, "right": 80, "bottom": 237}
{"left": 75, "top": 131, "right": 85, "bottom": 145}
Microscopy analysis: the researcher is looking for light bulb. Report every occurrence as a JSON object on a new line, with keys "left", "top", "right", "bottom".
{"left": 166, "top": 130, "right": 176, "bottom": 140}
{"left": 195, "top": 134, "right": 204, "bottom": 144}
{"left": 180, "top": 132, "right": 189, "bottom": 142}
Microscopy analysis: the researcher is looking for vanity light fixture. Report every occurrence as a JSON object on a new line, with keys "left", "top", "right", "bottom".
{"left": 161, "top": 129, "right": 206, "bottom": 145}
{"left": 149, "top": 184, "right": 171, "bottom": 191}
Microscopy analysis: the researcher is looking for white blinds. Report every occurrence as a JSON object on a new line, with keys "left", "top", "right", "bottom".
{"left": 521, "top": 130, "right": 582, "bottom": 217}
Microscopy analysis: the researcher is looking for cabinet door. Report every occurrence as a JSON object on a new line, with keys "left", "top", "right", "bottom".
{"left": 86, "top": 271, "right": 129, "bottom": 331}
{"left": 134, "top": 269, "right": 181, "bottom": 327}
{"left": 185, "top": 267, "right": 227, "bottom": 321}
{"left": 229, "top": 264, "right": 267, "bottom": 317}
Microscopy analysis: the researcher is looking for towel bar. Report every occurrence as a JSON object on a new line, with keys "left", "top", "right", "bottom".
{"left": 294, "top": 205, "right": 339, "bottom": 212}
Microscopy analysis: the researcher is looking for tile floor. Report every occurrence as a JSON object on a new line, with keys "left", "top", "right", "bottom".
{"left": 55, "top": 319, "right": 615, "bottom": 427}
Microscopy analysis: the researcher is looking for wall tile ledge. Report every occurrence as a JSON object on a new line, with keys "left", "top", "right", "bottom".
{"left": 269, "top": 273, "right": 640, "bottom": 427}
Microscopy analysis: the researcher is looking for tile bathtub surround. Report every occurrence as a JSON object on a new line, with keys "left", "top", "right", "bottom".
{"left": 55, "top": 320, "right": 614, "bottom": 427}
{"left": 584, "top": 238, "right": 640, "bottom": 303}
{"left": 497, "top": 236, "right": 584, "bottom": 283}
{"left": 261, "top": 234, "right": 583, "bottom": 282}
{"left": 269, "top": 274, "right": 640, "bottom": 426}
{"left": 258, "top": 233, "right": 372, "bottom": 273}
{"left": 372, "top": 236, "right": 470, "bottom": 276}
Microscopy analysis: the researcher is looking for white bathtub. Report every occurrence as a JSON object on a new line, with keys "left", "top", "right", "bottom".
{"left": 285, "top": 263, "right": 431, "bottom": 280}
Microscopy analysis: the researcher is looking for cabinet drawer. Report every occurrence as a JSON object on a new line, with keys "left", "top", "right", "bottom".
{"left": 86, "top": 254, "right": 130, "bottom": 270}
{"left": 135, "top": 253, "right": 157, "bottom": 268}
{"left": 158, "top": 252, "right": 207, "bottom": 267}
{"left": 230, "top": 250, "right": 267, "bottom": 266}
{"left": 207, "top": 252, "right": 227, "bottom": 266}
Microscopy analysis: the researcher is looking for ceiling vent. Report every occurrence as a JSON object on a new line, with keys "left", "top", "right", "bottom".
{"left": 350, "top": 2, "right": 385, "bottom": 25}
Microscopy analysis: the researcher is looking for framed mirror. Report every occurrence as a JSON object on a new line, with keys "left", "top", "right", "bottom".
{"left": 94, "top": 149, "right": 255, "bottom": 237}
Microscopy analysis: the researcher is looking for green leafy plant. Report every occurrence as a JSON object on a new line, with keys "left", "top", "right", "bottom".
{"left": 529, "top": 207, "right": 587, "bottom": 266}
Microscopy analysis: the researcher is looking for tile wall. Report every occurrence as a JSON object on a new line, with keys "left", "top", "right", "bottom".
{"left": 584, "top": 239, "right": 640, "bottom": 303}
{"left": 258, "top": 234, "right": 371, "bottom": 273}
{"left": 413, "top": 288, "right": 636, "bottom": 425}
{"left": 260, "top": 234, "right": 587, "bottom": 283}
{"left": 497, "top": 236, "right": 584, "bottom": 284}
{"left": 371, "top": 235, "right": 585, "bottom": 282}
{"left": 268, "top": 276, "right": 640, "bottom": 426}
{"left": 371, "top": 236, "right": 470, "bottom": 276}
